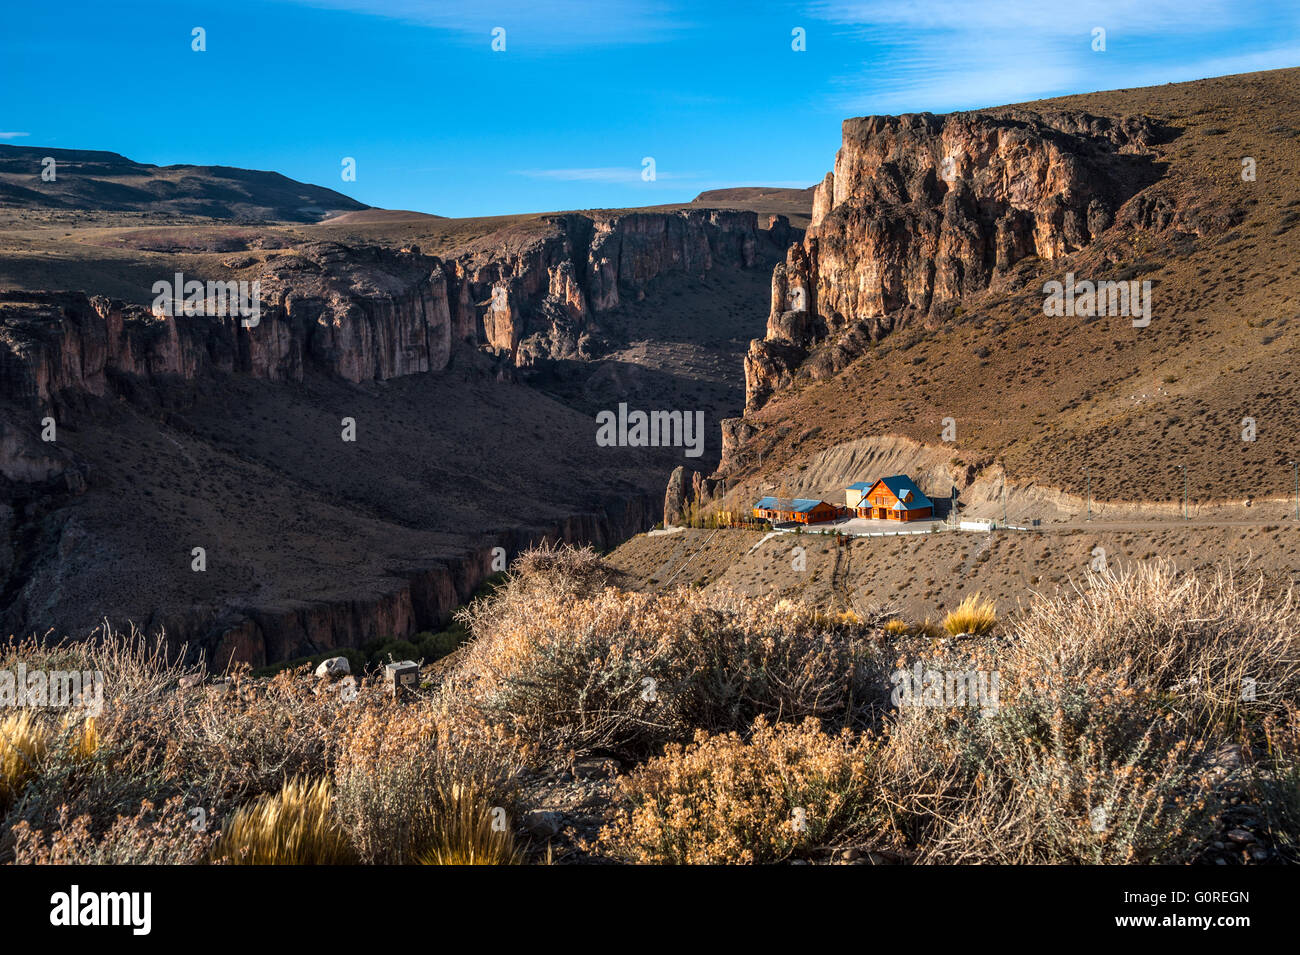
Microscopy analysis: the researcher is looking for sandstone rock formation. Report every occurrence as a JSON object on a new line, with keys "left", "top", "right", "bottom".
{"left": 744, "top": 109, "right": 1165, "bottom": 412}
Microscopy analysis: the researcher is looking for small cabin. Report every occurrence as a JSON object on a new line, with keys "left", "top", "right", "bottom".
{"left": 850, "top": 475, "right": 934, "bottom": 522}
{"left": 753, "top": 496, "right": 842, "bottom": 525}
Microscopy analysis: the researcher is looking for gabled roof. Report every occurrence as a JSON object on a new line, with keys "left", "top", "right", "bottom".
{"left": 870, "top": 475, "right": 934, "bottom": 511}
{"left": 753, "top": 496, "right": 834, "bottom": 512}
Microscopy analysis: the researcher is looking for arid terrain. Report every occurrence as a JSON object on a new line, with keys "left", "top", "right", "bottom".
{"left": 2, "top": 67, "right": 1300, "bottom": 875}
{"left": 0, "top": 146, "right": 807, "bottom": 663}
{"left": 669, "top": 69, "right": 1300, "bottom": 531}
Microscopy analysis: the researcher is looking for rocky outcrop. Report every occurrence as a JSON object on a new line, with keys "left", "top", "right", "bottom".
{"left": 744, "top": 109, "right": 1165, "bottom": 411}
{"left": 449, "top": 209, "right": 760, "bottom": 365}
{"left": 0, "top": 244, "right": 454, "bottom": 409}
{"left": 664, "top": 466, "right": 695, "bottom": 526}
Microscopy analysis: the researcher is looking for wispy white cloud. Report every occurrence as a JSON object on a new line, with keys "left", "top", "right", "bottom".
{"left": 0, "top": 132, "right": 30, "bottom": 139}
{"left": 808, "top": 0, "right": 1299, "bottom": 114}
{"left": 276, "top": 0, "right": 689, "bottom": 47}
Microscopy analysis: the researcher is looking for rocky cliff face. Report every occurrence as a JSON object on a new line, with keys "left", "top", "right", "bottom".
{"left": 744, "top": 109, "right": 1164, "bottom": 411}
{"left": 0, "top": 209, "right": 761, "bottom": 415}
{"left": 450, "top": 209, "right": 759, "bottom": 365}
{"left": 0, "top": 244, "right": 453, "bottom": 410}
{"left": 207, "top": 492, "right": 659, "bottom": 668}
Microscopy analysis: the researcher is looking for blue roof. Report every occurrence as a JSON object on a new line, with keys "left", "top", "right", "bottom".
{"left": 847, "top": 481, "right": 873, "bottom": 491}
{"left": 753, "top": 497, "right": 833, "bottom": 512}
{"left": 874, "top": 475, "right": 933, "bottom": 510}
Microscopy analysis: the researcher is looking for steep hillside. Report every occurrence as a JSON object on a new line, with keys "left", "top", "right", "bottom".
{"left": 689, "top": 68, "right": 1300, "bottom": 521}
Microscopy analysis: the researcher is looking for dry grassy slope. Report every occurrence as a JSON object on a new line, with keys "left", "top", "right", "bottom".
{"left": 729, "top": 68, "right": 1300, "bottom": 507}
{"left": 607, "top": 523, "right": 1300, "bottom": 624}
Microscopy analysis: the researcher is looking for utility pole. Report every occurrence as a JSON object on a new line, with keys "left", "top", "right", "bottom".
{"left": 1002, "top": 480, "right": 1007, "bottom": 527}
{"left": 1176, "top": 464, "right": 1188, "bottom": 520}
{"left": 1081, "top": 466, "right": 1091, "bottom": 522}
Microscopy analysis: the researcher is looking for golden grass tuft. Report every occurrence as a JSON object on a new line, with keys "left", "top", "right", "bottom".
{"left": 943, "top": 593, "right": 998, "bottom": 636}
{"left": 210, "top": 777, "right": 355, "bottom": 865}
{"left": 63, "top": 714, "right": 99, "bottom": 762}
{"left": 417, "top": 782, "right": 522, "bottom": 865}
{"left": 1, "top": 710, "right": 49, "bottom": 807}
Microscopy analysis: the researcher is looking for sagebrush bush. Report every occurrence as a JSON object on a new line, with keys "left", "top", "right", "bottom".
{"left": 11, "top": 797, "right": 211, "bottom": 865}
{"left": 1249, "top": 706, "right": 1300, "bottom": 860}
{"left": 332, "top": 695, "right": 521, "bottom": 864}
{"left": 447, "top": 561, "right": 888, "bottom": 756}
{"left": 1006, "top": 561, "right": 1300, "bottom": 726}
{"left": 881, "top": 681, "right": 1221, "bottom": 863}
{"left": 601, "top": 716, "right": 879, "bottom": 864}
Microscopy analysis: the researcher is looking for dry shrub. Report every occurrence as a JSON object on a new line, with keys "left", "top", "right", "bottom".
{"left": 880, "top": 680, "right": 1221, "bottom": 864}
{"left": 159, "top": 668, "right": 363, "bottom": 808}
{"left": 332, "top": 695, "right": 521, "bottom": 864}
{"left": 418, "top": 782, "right": 523, "bottom": 865}
{"left": 210, "top": 777, "right": 354, "bottom": 865}
{"left": 943, "top": 593, "right": 997, "bottom": 636}
{"left": 1249, "top": 706, "right": 1300, "bottom": 860}
{"left": 11, "top": 797, "right": 211, "bottom": 865}
{"left": 1006, "top": 561, "right": 1300, "bottom": 726}
{"left": 509, "top": 541, "right": 610, "bottom": 593}
{"left": 601, "top": 716, "right": 879, "bottom": 864}
{"left": 448, "top": 571, "right": 887, "bottom": 757}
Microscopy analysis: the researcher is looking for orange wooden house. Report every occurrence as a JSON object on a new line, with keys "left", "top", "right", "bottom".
{"left": 752, "top": 496, "right": 842, "bottom": 525}
{"left": 849, "top": 476, "right": 934, "bottom": 522}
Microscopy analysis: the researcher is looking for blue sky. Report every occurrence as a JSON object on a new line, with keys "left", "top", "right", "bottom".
{"left": 2, "top": 0, "right": 1298, "bottom": 217}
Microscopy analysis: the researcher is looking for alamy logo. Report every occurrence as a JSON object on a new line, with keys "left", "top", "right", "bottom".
{"left": 1043, "top": 272, "right": 1151, "bottom": 327}
{"left": 0, "top": 665, "right": 103, "bottom": 715}
{"left": 596, "top": 403, "right": 705, "bottom": 458}
{"left": 50, "top": 885, "right": 151, "bottom": 935}
{"left": 151, "top": 272, "right": 261, "bottom": 327}
{"left": 891, "top": 664, "right": 1000, "bottom": 715}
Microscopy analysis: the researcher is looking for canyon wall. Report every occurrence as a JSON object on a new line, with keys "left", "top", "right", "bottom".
{"left": 0, "top": 208, "right": 759, "bottom": 663}
{"left": 0, "top": 208, "right": 761, "bottom": 414}
{"left": 206, "top": 492, "right": 659, "bottom": 668}
{"left": 744, "top": 109, "right": 1163, "bottom": 411}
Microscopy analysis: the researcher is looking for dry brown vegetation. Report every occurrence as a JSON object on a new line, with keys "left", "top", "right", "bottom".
{"left": 2, "top": 544, "right": 1297, "bottom": 864}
